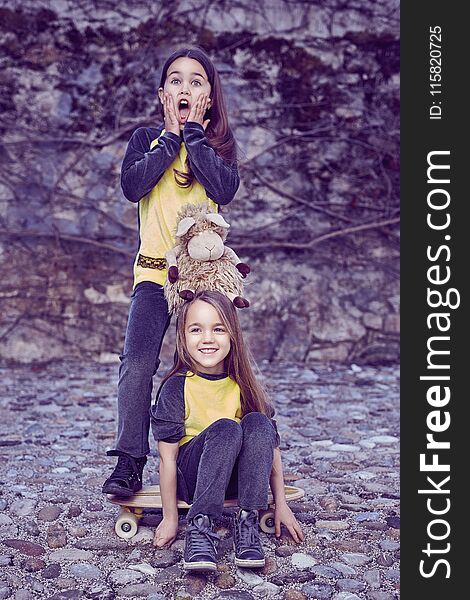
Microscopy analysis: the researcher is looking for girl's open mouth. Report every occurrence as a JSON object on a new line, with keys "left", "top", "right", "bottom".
{"left": 199, "top": 348, "right": 218, "bottom": 354}
{"left": 178, "top": 99, "right": 190, "bottom": 121}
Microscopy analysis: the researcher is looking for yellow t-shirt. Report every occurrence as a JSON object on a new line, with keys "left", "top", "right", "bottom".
{"left": 180, "top": 372, "right": 242, "bottom": 447}
{"left": 133, "top": 129, "right": 218, "bottom": 288}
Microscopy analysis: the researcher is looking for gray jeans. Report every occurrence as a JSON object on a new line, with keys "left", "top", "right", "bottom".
{"left": 176, "top": 413, "right": 277, "bottom": 521}
{"left": 114, "top": 281, "right": 171, "bottom": 457}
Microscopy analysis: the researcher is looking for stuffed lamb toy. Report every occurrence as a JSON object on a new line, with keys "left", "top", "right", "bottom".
{"left": 164, "top": 203, "right": 250, "bottom": 314}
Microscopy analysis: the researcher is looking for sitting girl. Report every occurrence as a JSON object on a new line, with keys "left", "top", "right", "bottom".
{"left": 150, "top": 290, "right": 304, "bottom": 571}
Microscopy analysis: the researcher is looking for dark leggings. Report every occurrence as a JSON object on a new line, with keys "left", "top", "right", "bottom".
{"left": 114, "top": 281, "right": 171, "bottom": 457}
{"left": 176, "top": 413, "right": 277, "bottom": 521}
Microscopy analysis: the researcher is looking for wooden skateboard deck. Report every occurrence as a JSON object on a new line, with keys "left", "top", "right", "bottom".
{"left": 108, "top": 484, "right": 304, "bottom": 539}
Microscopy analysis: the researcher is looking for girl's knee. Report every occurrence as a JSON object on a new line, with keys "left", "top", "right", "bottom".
{"left": 241, "top": 412, "right": 276, "bottom": 440}
{"left": 241, "top": 412, "right": 271, "bottom": 428}
{"left": 208, "top": 418, "right": 243, "bottom": 440}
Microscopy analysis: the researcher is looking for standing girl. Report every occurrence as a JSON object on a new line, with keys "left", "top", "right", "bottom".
{"left": 150, "top": 291, "right": 304, "bottom": 571}
{"left": 103, "top": 47, "right": 240, "bottom": 496}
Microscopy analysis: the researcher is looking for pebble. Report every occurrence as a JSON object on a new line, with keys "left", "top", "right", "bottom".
{"left": 68, "top": 525, "right": 87, "bottom": 537}
{"left": 275, "top": 545, "right": 297, "bottom": 557}
{"left": 41, "top": 563, "right": 62, "bottom": 579}
{"left": 151, "top": 549, "right": 180, "bottom": 568}
{"left": 340, "top": 553, "right": 372, "bottom": 567}
{"left": 353, "top": 512, "right": 381, "bottom": 522}
{"left": 49, "top": 549, "right": 93, "bottom": 561}
{"left": 2, "top": 540, "right": 45, "bottom": 557}
{"left": 386, "top": 516, "right": 400, "bottom": 529}
{"left": 311, "top": 565, "right": 341, "bottom": 578}
{"left": 69, "top": 562, "right": 102, "bottom": 579}
{"left": 128, "top": 562, "right": 157, "bottom": 576}
{"left": 86, "top": 586, "right": 115, "bottom": 600}
{"left": 129, "top": 527, "right": 154, "bottom": 544}
{"left": 368, "top": 436, "right": 398, "bottom": 444}
{"left": 364, "top": 569, "right": 381, "bottom": 588}
{"left": 184, "top": 573, "right": 207, "bottom": 596}
{"left": 153, "top": 565, "right": 183, "bottom": 583}
{"left": 9, "top": 499, "right": 36, "bottom": 517}
{"left": 376, "top": 553, "right": 394, "bottom": 567}
{"left": 47, "top": 523, "right": 67, "bottom": 548}
{"left": 74, "top": 536, "right": 127, "bottom": 550}
{"left": 336, "top": 579, "right": 366, "bottom": 593}
{"left": 67, "top": 505, "right": 82, "bottom": 518}
{"left": 22, "top": 557, "right": 46, "bottom": 572}
{"left": 0, "top": 515, "right": 18, "bottom": 537}
{"left": 215, "top": 573, "right": 236, "bottom": 588}
{"left": 260, "top": 556, "right": 277, "bottom": 575}
{"left": 119, "top": 583, "right": 162, "bottom": 600}
{"left": 253, "top": 582, "right": 281, "bottom": 596}
{"left": 316, "top": 520, "right": 350, "bottom": 530}
{"left": 0, "top": 555, "right": 13, "bottom": 567}
{"left": 236, "top": 569, "right": 264, "bottom": 587}
{"left": 291, "top": 552, "right": 318, "bottom": 569}
{"left": 385, "top": 568, "right": 400, "bottom": 581}
{"left": 333, "top": 540, "right": 370, "bottom": 553}
{"left": 108, "top": 568, "right": 145, "bottom": 586}
{"left": 329, "top": 444, "right": 359, "bottom": 452}
{"left": 333, "top": 595, "right": 362, "bottom": 600}
{"left": 22, "top": 521, "right": 40, "bottom": 537}
{"left": 46, "top": 591, "right": 85, "bottom": 599}
{"left": 0, "top": 588, "right": 11, "bottom": 600}
{"left": 14, "top": 591, "right": 34, "bottom": 600}
{"left": 379, "top": 540, "right": 400, "bottom": 551}
{"left": 283, "top": 591, "right": 307, "bottom": 600}
{"left": 216, "top": 592, "right": 255, "bottom": 600}
{"left": 302, "top": 582, "right": 334, "bottom": 599}
{"left": 37, "top": 505, "right": 62, "bottom": 522}
{"left": 271, "top": 572, "right": 315, "bottom": 586}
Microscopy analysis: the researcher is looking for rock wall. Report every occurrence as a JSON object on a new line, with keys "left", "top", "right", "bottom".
{"left": 0, "top": 0, "right": 400, "bottom": 365}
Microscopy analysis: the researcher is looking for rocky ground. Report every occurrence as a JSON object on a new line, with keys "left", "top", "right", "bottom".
{"left": 0, "top": 360, "right": 399, "bottom": 599}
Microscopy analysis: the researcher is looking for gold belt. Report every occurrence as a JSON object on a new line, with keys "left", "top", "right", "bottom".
{"left": 137, "top": 254, "right": 168, "bottom": 270}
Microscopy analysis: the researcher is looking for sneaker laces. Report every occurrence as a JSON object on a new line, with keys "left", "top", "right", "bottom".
{"left": 235, "top": 510, "right": 262, "bottom": 551}
{"left": 106, "top": 451, "right": 145, "bottom": 482}
{"left": 186, "top": 515, "right": 220, "bottom": 557}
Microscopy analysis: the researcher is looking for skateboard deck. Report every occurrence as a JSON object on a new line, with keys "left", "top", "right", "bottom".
{"left": 108, "top": 484, "right": 304, "bottom": 539}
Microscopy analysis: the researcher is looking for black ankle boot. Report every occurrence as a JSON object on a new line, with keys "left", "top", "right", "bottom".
{"left": 102, "top": 450, "right": 147, "bottom": 497}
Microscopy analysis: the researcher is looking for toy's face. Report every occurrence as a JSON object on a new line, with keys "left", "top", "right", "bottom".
{"left": 187, "top": 230, "right": 225, "bottom": 262}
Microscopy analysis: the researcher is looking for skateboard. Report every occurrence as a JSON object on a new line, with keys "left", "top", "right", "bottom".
{"left": 107, "top": 485, "right": 304, "bottom": 540}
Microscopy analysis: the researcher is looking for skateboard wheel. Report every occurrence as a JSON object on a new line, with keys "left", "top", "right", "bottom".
{"left": 115, "top": 510, "right": 139, "bottom": 539}
{"left": 259, "top": 510, "right": 276, "bottom": 534}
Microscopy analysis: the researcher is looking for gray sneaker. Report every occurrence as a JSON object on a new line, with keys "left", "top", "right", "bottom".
{"left": 183, "top": 514, "right": 220, "bottom": 571}
{"left": 233, "top": 509, "right": 265, "bottom": 568}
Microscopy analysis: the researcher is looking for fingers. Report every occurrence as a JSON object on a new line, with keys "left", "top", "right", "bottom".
{"left": 188, "top": 93, "right": 211, "bottom": 124}
{"left": 276, "top": 515, "right": 305, "bottom": 544}
{"left": 289, "top": 519, "right": 304, "bottom": 543}
{"left": 275, "top": 515, "right": 282, "bottom": 538}
{"left": 163, "top": 93, "right": 178, "bottom": 124}
{"left": 153, "top": 533, "right": 175, "bottom": 548}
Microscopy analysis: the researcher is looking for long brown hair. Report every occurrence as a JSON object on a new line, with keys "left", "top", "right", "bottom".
{"left": 163, "top": 291, "right": 274, "bottom": 418}
{"left": 157, "top": 47, "right": 238, "bottom": 188}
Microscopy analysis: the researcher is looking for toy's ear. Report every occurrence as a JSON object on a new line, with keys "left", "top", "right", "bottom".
{"left": 206, "top": 213, "right": 230, "bottom": 229}
{"left": 176, "top": 217, "right": 196, "bottom": 237}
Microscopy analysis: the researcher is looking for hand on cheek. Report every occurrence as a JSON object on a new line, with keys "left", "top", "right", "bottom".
{"left": 162, "top": 92, "right": 180, "bottom": 135}
{"left": 187, "top": 94, "right": 211, "bottom": 130}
